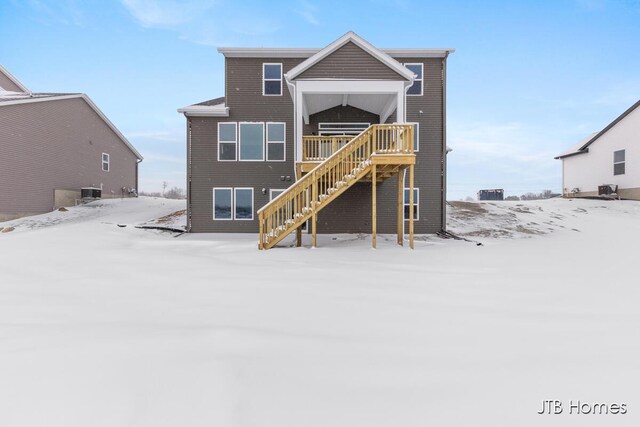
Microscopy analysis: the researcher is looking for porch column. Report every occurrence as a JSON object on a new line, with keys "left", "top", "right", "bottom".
{"left": 295, "top": 88, "right": 304, "bottom": 168}
{"left": 396, "top": 87, "right": 405, "bottom": 123}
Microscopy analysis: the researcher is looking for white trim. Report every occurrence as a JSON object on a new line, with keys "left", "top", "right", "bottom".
{"left": 266, "top": 122, "right": 286, "bottom": 162}
{"left": 1, "top": 93, "right": 143, "bottom": 160}
{"left": 101, "top": 152, "right": 110, "bottom": 172}
{"left": 217, "top": 122, "right": 237, "bottom": 162}
{"left": 212, "top": 187, "right": 233, "bottom": 220}
{"left": 407, "top": 122, "right": 419, "bottom": 152}
{"left": 404, "top": 63, "right": 423, "bottom": 96}
{"left": 238, "top": 122, "right": 265, "bottom": 161}
{"left": 270, "top": 189, "right": 286, "bottom": 200}
{"left": 613, "top": 149, "right": 626, "bottom": 176}
{"left": 403, "top": 187, "right": 419, "bottom": 221}
{"left": 0, "top": 65, "right": 29, "bottom": 92}
{"left": 177, "top": 104, "right": 229, "bottom": 117}
{"left": 217, "top": 47, "right": 455, "bottom": 58}
{"left": 263, "top": 63, "right": 283, "bottom": 96}
{"left": 318, "top": 122, "right": 369, "bottom": 136}
{"left": 233, "top": 187, "right": 254, "bottom": 220}
{"left": 285, "top": 32, "right": 415, "bottom": 82}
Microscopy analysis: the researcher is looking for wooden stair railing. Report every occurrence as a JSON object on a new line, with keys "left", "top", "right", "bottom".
{"left": 258, "top": 124, "right": 414, "bottom": 250}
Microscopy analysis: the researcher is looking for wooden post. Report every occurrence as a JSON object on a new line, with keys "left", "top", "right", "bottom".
{"left": 409, "top": 164, "right": 414, "bottom": 249}
{"left": 372, "top": 164, "right": 377, "bottom": 249}
{"left": 258, "top": 214, "right": 264, "bottom": 250}
{"left": 312, "top": 172, "right": 317, "bottom": 248}
{"left": 397, "top": 170, "right": 403, "bottom": 246}
{"left": 296, "top": 226, "right": 302, "bottom": 247}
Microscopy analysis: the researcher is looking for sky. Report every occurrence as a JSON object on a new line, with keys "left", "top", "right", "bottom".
{"left": 1, "top": 0, "right": 639, "bottom": 199}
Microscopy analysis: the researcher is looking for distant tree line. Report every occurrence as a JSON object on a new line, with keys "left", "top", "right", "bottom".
{"left": 505, "top": 189, "right": 559, "bottom": 201}
{"left": 139, "top": 181, "right": 186, "bottom": 199}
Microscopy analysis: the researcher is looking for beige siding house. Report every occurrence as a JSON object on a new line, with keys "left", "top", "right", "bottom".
{"left": 0, "top": 65, "right": 143, "bottom": 221}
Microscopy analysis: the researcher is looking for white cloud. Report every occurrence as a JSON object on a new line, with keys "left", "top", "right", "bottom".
{"left": 119, "top": 0, "right": 216, "bottom": 27}
{"left": 296, "top": 0, "right": 319, "bottom": 26}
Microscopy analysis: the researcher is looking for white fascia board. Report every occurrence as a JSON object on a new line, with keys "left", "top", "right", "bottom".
{"left": 285, "top": 31, "right": 415, "bottom": 81}
{"left": 296, "top": 79, "right": 406, "bottom": 94}
{"left": 383, "top": 48, "right": 455, "bottom": 58}
{"left": 177, "top": 105, "right": 230, "bottom": 117}
{"left": 0, "top": 94, "right": 143, "bottom": 160}
{"left": 0, "top": 64, "right": 30, "bottom": 92}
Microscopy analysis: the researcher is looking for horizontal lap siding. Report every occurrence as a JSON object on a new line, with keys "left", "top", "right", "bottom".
{"left": 189, "top": 57, "right": 304, "bottom": 232}
{"left": 0, "top": 98, "right": 138, "bottom": 219}
{"left": 404, "top": 57, "right": 445, "bottom": 233}
{"left": 304, "top": 105, "right": 379, "bottom": 135}
{"left": 297, "top": 42, "right": 407, "bottom": 80}
{"left": 0, "top": 71, "right": 23, "bottom": 92}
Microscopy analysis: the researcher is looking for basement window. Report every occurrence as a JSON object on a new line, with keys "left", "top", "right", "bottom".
{"left": 263, "top": 63, "right": 282, "bottom": 96}
{"left": 213, "top": 188, "right": 232, "bottom": 220}
{"left": 218, "top": 123, "right": 237, "bottom": 161}
{"left": 405, "top": 63, "right": 423, "bottom": 96}
{"left": 266, "top": 122, "right": 286, "bottom": 161}
{"left": 234, "top": 188, "right": 254, "bottom": 220}
{"left": 614, "top": 149, "right": 625, "bottom": 175}
{"left": 404, "top": 188, "right": 419, "bottom": 220}
{"left": 102, "top": 153, "right": 110, "bottom": 172}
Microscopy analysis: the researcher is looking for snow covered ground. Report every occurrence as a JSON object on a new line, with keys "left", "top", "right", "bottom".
{"left": 1, "top": 197, "right": 639, "bottom": 426}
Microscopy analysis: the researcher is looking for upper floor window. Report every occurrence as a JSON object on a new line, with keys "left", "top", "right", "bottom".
{"left": 218, "top": 122, "right": 237, "bottom": 161}
{"left": 239, "top": 122, "right": 265, "bottom": 161}
{"left": 102, "top": 153, "right": 110, "bottom": 172}
{"left": 614, "top": 149, "right": 625, "bottom": 175}
{"left": 266, "top": 122, "right": 286, "bottom": 161}
{"left": 263, "top": 63, "right": 282, "bottom": 96}
{"left": 405, "top": 63, "right": 423, "bottom": 96}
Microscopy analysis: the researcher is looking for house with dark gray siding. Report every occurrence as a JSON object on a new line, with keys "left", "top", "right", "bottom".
{"left": 0, "top": 65, "right": 143, "bottom": 221}
{"left": 178, "top": 32, "right": 453, "bottom": 249}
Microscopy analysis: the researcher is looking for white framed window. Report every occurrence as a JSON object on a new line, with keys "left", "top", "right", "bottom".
{"left": 270, "top": 189, "right": 285, "bottom": 200}
{"left": 407, "top": 122, "right": 419, "bottom": 152}
{"left": 266, "top": 122, "right": 286, "bottom": 161}
{"left": 405, "top": 63, "right": 423, "bottom": 96}
{"left": 213, "top": 188, "right": 233, "bottom": 220}
{"left": 234, "top": 188, "right": 254, "bottom": 220}
{"left": 218, "top": 122, "right": 237, "bottom": 161}
{"left": 318, "top": 122, "right": 370, "bottom": 136}
{"left": 403, "top": 187, "right": 419, "bottom": 221}
{"left": 101, "top": 153, "right": 110, "bottom": 172}
{"left": 239, "top": 122, "right": 265, "bottom": 161}
{"left": 263, "top": 63, "right": 282, "bottom": 96}
{"left": 614, "top": 149, "right": 625, "bottom": 176}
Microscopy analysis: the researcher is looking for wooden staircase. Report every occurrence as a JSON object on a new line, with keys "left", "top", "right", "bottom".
{"left": 257, "top": 124, "right": 416, "bottom": 250}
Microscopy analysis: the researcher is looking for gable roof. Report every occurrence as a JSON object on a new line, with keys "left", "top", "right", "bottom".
{"left": 285, "top": 32, "right": 415, "bottom": 81}
{"left": 555, "top": 99, "right": 640, "bottom": 159}
{"left": 0, "top": 64, "right": 30, "bottom": 93}
{"left": 0, "top": 93, "right": 143, "bottom": 160}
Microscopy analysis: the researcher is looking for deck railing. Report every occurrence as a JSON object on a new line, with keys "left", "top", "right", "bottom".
{"left": 258, "top": 124, "right": 414, "bottom": 249}
{"left": 302, "top": 135, "right": 353, "bottom": 161}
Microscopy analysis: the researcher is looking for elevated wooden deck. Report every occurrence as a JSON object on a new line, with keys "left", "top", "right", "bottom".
{"left": 258, "top": 124, "right": 416, "bottom": 250}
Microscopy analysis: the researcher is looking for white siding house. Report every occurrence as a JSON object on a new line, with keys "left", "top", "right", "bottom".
{"left": 555, "top": 100, "right": 640, "bottom": 200}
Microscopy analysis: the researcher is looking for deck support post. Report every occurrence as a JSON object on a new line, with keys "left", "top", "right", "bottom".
{"left": 296, "top": 226, "right": 302, "bottom": 247}
{"left": 409, "top": 164, "right": 414, "bottom": 249}
{"left": 312, "top": 172, "right": 317, "bottom": 248}
{"left": 259, "top": 216, "right": 264, "bottom": 250}
{"left": 372, "top": 164, "right": 377, "bottom": 249}
{"left": 397, "top": 170, "right": 404, "bottom": 246}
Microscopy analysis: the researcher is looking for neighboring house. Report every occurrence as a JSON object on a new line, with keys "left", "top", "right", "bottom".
{"left": 555, "top": 99, "right": 640, "bottom": 200}
{"left": 178, "top": 32, "right": 454, "bottom": 249}
{"left": 0, "top": 65, "right": 143, "bottom": 221}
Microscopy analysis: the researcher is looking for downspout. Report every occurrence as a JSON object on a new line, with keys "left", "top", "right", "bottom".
{"left": 285, "top": 77, "right": 298, "bottom": 179}
{"left": 441, "top": 52, "right": 449, "bottom": 232}
{"left": 136, "top": 158, "right": 142, "bottom": 195}
{"left": 186, "top": 117, "right": 192, "bottom": 232}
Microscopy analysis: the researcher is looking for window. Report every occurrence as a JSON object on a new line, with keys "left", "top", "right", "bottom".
{"left": 405, "top": 63, "right": 423, "bottom": 96}
{"left": 614, "top": 150, "right": 625, "bottom": 176}
{"left": 234, "top": 188, "right": 254, "bottom": 220}
{"left": 213, "top": 188, "right": 232, "bottom": 220}
{"left": 408, "top": 122, "right": 419, "bottom": 151}
{"left": 267, "top": 122, "right": 286, "bottom": 161}
{"left": 101, "top": 153, "right": 110, "bottom": 172}
{"left": 270, "top": 189, "right": 285, "bottom": 200}
{"left": 404, "top": 188, "right": 419, "bottom": 220}
{"left": 218, "top": 123, "right": 237, "bottom": 161}
{"left": 239, "top": 122, "right": 264, "bottom": 161}
{"left": 263, "top": 63, "right": 282, "bottom": 96}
